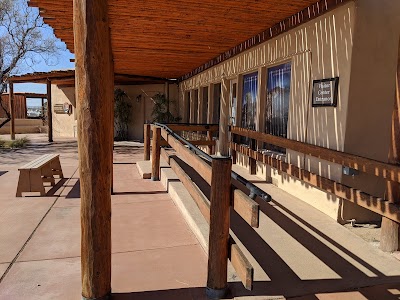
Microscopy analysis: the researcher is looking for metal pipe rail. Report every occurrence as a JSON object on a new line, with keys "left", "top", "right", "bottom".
{"left": 154, "top": 122, "right": 272, "bottom": 202}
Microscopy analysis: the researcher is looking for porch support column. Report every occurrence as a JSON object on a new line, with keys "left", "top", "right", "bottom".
{"left": 381, "top": 41, "right": 400, "bottom": 252}
{"left": 74, "top": 0, "right": 114, "bottom": 299}
{"left": 9, "top": 82, "right": 15, "bottom": 140}
{"left": 46, "top": 79, "right": 53, "bottom": 143}
{"left": 218, "top": 77, "right": 230, "bottom": 156}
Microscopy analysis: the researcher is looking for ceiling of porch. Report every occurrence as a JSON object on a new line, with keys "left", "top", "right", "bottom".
{"left": 29, "top": 0, "right": 321, "bottom": 79}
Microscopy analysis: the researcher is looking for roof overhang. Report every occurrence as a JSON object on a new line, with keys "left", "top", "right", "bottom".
{"left": 9, "top": 70, "right": 174, "bottom": 86}
{"left": 28, "top": 0, "right": 350, "bottom": 80}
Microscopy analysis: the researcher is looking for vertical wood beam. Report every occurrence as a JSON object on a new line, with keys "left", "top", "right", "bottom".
{"left": 46, "top": 79, "right": 53, "bottom": 143}
{"left": 9, "top": 82, "right": 15, "bottom": 140}
{"left": 73, "top": 0, "right": 114, "bottom": 298}
{"left": 151, "top": 126, "right": 161, "bottom": 181}
{"left": 206, "top": 157, "right": 232, "bottom": 299}
{"left": 207, "top": 130, "right": 214, "bottom": 155}
{"left": 381, "top": 41, "right": 400, "bottom": 252}
{"left": 144, "top": 123, "right": 151, "bottom": 161}
{"left": 41, "top": 98, "right": 45, "bottom": 124}
{"left": 218, "top": 77, "right": 230, "bottom": 156}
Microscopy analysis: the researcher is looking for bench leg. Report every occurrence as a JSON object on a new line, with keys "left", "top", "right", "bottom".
{"left": 30, "top": 169, "right": 46, "bottom": 196}
{"left": 51, "top": 157, "right": 64, "bottom": 178}
{"left": 42, "top": 164, "right": 56, "bottom": 186}
{"left": 16, "top": 170, "right": 31, "bottom": 197}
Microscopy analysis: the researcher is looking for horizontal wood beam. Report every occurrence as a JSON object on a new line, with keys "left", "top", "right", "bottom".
{"left": 233, "top": 189, "right": 259, "bottom": 228}
{"left": 168, "top": 153, "right": 211, "bottom": 223}
{"left": 161, "top": 128, "right": 212, "bottom": 185}
{"left": 229, "top": 238, "right": 253, "bottom": 291}
{"left": 166, "top": 124, "right": 219, "bottom": 132}
{"left": 231, "top": 126, "right": 400, "bottom": 183}
{"left": 230, "top": 142, "right": 400, "bottom": 223}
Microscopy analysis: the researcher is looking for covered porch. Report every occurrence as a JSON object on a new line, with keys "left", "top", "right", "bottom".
{"left": 12, "top": 0, "right": 400, "bottom": 299}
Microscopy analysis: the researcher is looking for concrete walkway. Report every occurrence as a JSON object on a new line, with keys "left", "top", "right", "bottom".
{"left": 0, "top": 134, "right": 208, "bottom": 299}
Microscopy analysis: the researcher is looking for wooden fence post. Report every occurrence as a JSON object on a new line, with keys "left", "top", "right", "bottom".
{"left": 151, "top": 126, "right": 161, "bottom": 181}
{"left": 207, "top": 130, "right": 214, "bottom": 155}
{"left": 47, "top": 79, "right": 53, "bottom": 143}
{"left": 206, "top": 157, "right": 232, "bottom": 299}
{"left": 144, "top": 123, "right": 151, "bottom": 161}
{"left": 9, "top": 82, "right": 15, "bottom": 140}
{"left": 249, "top": 138, "right": 257, "bottom": 174}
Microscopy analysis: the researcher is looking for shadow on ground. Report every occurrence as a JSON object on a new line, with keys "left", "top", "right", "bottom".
{"left": 112, "top": 287, "right": 207, "bottom": 300}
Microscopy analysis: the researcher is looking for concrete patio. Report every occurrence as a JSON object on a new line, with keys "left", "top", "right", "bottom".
{"left": 1, "top": 134, "right": 400, "bottom": 299}
{"left": 0, "top": 134, "right": 208, "bottom": 299}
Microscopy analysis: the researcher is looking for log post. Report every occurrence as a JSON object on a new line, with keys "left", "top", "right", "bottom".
{"left": 41, "top": 98, "right": 45, "bottom": 124}
{"left": 47, "top": 79, "right": 53, "bottom": 143}
{"left": 144, "top": 123, "right": 151, "bottom": 161}
{"left": 151, "top": 126, "right": 161, "bottom": 181}
{"left": 9, "top": 82, "right": 15, "bottom": 140}
{"left": 218, "top": 77, "right": 230, "bottom": 156}
{"left": 206, "top": 157, "right": 232, "bottom": 299}
{"left": 73, "top": 0, "right": 114, "bottom": 298}
{"left": 381, "top": 41, "right": 400, "bottom": 252}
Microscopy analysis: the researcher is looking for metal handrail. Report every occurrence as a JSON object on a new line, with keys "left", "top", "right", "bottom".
{"left": 154, "top": 122, "right": 272, "bottom": 202}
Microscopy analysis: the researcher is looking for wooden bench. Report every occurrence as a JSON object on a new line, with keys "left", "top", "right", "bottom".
{"left": 16, "top": 154, "right": 64, "bottom": 197}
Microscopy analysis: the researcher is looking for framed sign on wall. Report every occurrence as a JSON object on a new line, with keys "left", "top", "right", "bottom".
{"left": 312, "top": 77, "right": 339, "bottom": 107}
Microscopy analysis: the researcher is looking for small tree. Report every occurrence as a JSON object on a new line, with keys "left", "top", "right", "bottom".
{"left": 151, "top": 93, "right": 180, "bottom": 123}
{"left": 114, "top": 88, "right": 132, "bottom": 141}
{"left": 0, "top": 0, "right": 59, "bottom": 128}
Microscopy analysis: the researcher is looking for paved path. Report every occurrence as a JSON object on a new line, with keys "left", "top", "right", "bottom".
{"left": 0, "top": 135, "right": 208, "bottom": 299}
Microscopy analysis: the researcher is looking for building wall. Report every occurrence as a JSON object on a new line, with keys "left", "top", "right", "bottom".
{"left": 51, "top": 83, "right": 179, "bottom": 141}
{"left": 51, "top": 86, "right": 77, "bottom": 138}
{"left": 178, "top": 1, "right": 400, "bottom": 222}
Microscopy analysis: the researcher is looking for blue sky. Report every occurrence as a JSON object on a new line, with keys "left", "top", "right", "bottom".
{"left": 11, "top": 3, "right": 75, "bottom": 106}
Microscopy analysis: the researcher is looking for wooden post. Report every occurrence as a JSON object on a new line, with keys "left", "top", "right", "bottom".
{"left": 46, "top": 79, "right": 53, "bottom": 143}
{"left": 9, "top": 82, "right": 15, "bottom": 140}
{"left": 206, "top": 157, "right": 232, "bottom": 299}
{"left": 381, "top": 41, "right": 400, "bottom": 252}
{"left": 151, "top": 126, "right": 161, "bottom": 181}
{"left": 249, "top": 138, "right": 257, "bottom": 175}
{"left": 218, "top": 77, "right": 230, "bottom": 156}
{"left": 73, "top": 0, "right": 114, "bottom": 298}
{"left": 41, "top": 98, "right": 44, "bottom": 115}
{"left": 207, "top": 130, "right": 213, "bottom": 155}
{"left": 144, "top": 123, "right": 151, "bottom": 161}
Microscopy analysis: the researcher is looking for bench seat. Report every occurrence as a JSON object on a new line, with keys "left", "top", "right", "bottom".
{"left": 16, "top": 154, "right": 64, "bottom": 197}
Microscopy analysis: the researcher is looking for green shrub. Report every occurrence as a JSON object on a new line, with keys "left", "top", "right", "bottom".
{"left": 0, "top": 137, "right": 30, "bottom": 149}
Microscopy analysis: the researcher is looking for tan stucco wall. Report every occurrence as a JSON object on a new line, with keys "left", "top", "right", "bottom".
{"left": 178, "top": 1, "right": 400, "bottom": 222}
{"left": 51, "top": 83, "right": 179, "bottom": 141}
{"left": 0, "top": 118, "right": 43, "bottom": 134}
{"left": 115, "top": 83, "right": 179, "bottom": 141}
{"left": 52, "top": 86, "right": 77, "bottom": 138}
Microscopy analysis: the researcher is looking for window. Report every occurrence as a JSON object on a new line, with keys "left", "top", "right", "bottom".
{"left": 265, "top": 62, "right": 291, "bottom": 152}
{"left": 241, "top": 72, "right": 258, "bottom": 131}
{"left": 241, "top": 72, "right": 258, "bottom": 145}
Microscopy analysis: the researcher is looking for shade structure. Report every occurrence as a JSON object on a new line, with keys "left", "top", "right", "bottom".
{"left": 28, "top": 0, "right": 325, "bottom": 79}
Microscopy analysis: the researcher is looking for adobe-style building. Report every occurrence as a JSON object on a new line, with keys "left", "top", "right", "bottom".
{"left": 25, "top": 0, "right": 400, "bottom": 299}
{"left": 8, "top": 70, "right": 179, "bottom": 140}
